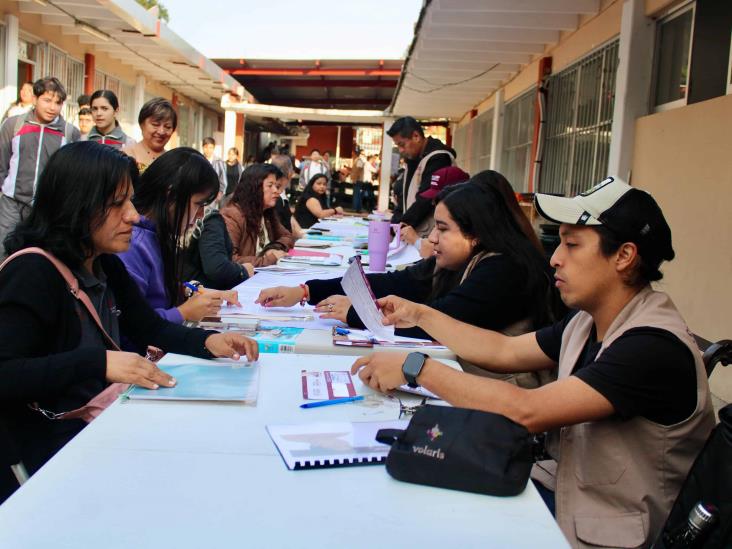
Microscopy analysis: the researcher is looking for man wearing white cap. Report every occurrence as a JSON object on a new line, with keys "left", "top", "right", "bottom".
{"left": 351, "top": 176, "right": 715, "bottom": 548}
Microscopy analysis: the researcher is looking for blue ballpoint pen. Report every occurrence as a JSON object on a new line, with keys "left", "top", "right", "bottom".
{"left": 300, "top": 396, "right": 364, "bottom": 409}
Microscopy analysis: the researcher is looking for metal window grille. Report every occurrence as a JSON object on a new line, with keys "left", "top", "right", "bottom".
{"left": 452, "top": 124, "right": 468, "bottom": 171}
{"left": 93, "top": 70, "right": 105, "bottom": 92}
{"left": 120, "top": 82, "right": 136, "bottom": 136}
{"left": 471, "top": 109, "right": 493, "bottom": 172}
{"left": 64, "top": 57, "right": 84, "bottom": 123}
{"left": 177, "top": 104, "right": 190, "bottom": 147}
{"left": 501, "top": 88, "right": 535, "bottom": 192}
{"left": 105, "top": 76, "right": 121, "bottom": 97}
{"left": 540, "top": 40, "right": 619, "bottom": 196}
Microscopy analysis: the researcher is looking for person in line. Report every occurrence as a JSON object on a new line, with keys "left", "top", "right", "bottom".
{"left": 182, "top": 208, "right": 254, "bottom": 291}
{"left": 77, "top": 94, "right": 90, "bottom": 110}
{"left": 201, "top": 136, "right": 227, "bottom": 201}
{"left": 350, "top": 147, "right": 366, "bottom": 213}
{"left": 224, "top": 147, "right": 243, "bottom": 196}
{"left": 77, "top": 107, "right": 94, "bottom": 140}
{"left": 400, "top": 166, "right": 470, "bottom": 258}
{"left": 0, "top": 77, "right": 80, "bottom": 260}
{"left": 2, "top": 82, "right": 34, "bottom": 121}
{"left": 87, "top": 89, "right": 135, "bottom": 150}
{"left": 294, "top": 173, "right": 344, "bottom": 229}
{"left": 221, "top": 164, "right": 295, "bottom": 267}
{"left": 0, "top": 141, "right": 258, "bottom": 485}
{"left": 257, "top": 183, "right": 555, "bottom": 342}
{"left": 362, "top": 154, "right": 378, "bottom": 212}
{"left": 243, "top": 154, "right": 256, "bottom": 169}
{"left": 122, "top": 97, "right": 176, "bottom": 173}
{"left": 119, "top": 148, "right": 236, "bottom": 325}
{"left": 351, "top": 176, "right": 714, "bottom": 548}
{"left": 270, "top": 153, "right": 306, "bottom": 238}
{"left": 388, "top": 117, "right": 454, "bottom": 237}
{"left": 298, "top": 148, "right": 329, "bottom": 192}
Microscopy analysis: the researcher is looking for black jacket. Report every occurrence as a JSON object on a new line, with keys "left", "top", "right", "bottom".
{"left": 398, "top": 137, "right": 455, "bottom": 228}
{"left": 0, "top": 253, "right": 216, "bottom": 472}
{"left": 183, "top": 210, "right": 249, "bottom": 290}
{"left": 306, "top": 255, "right": 532, "bottom": 340}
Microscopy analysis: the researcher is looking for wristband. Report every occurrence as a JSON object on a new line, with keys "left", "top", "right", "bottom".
{"left": 299, "top": 283, "right": 309, "bottom": 306}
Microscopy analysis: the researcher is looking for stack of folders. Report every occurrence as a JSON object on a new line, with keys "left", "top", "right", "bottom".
{"left": 266, "top": 420, "right": 408, "bottom": 470}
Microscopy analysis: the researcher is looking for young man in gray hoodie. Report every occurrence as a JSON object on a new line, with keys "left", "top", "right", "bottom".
{"left": 0, "top": 77, "right": 80, "bottom": 259}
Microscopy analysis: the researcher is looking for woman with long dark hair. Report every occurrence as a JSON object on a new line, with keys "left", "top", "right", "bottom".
{"left": 119, "top": 147, "right": 236, "bottom": 323}
{"left": 221, "top": 163, "right": 295, "bottom": 267}
{"left": 87, "top": 89, "right": 135, "bottom": 150}
{"left": 294, "top": 173, "right": 343, "bottom": 229}
{"left": 0, "top": 141, "right": 258, "bottom": 483}
{"left": 257, "top": 183, "right": 558, "bottom": 341}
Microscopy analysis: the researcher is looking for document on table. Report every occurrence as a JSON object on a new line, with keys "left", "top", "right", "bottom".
{"left": 301, "top": 370, "right": 356, "bottom": 400}
{"left": 340, "top": 258, "right": 395, "bottom": 342}
{"left": 126, "top": 354, "right": 260, "bottom": 404}
{"left": 267, "top": 420, "right": 408, "bottom": 470}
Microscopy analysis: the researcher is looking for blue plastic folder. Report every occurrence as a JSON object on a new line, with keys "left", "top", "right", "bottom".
{"left": 126, "top": 362, "right": 259, "bottom": 403}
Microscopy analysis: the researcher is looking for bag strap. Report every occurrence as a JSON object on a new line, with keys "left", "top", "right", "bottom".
{"left": 375, "top": 428, "right": 405, "bottom": 446}
{"left": 0, "top": 247, "right": 120, "bottom": 351}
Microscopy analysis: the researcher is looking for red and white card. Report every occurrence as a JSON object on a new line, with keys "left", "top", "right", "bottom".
{"left": 301, "top": 370, "right": 356, "bottom": 400}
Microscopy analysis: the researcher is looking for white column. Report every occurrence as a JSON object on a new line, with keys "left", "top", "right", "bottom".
{"left": 607, "top": 0, "right": 654, "bottom": 182}
{"left": 489, "top": 88, "right": 505, "bottom": 172}
{"left": 3, "top": 14, "right": 19, "bottom": 118}
{"left": 334, "top": 125, "right": 342, "bottom": 169}
{"left": 378, "top": 117, "right": 395, "bottom": 212}
{"left": 195, "top": 105, "right": 204, "bottom": 151}
{"left": 223, "top": 108, "right": 236, "bottom": 158}
{"left": 132, "top": 74, "right": 146, "bottom": 141}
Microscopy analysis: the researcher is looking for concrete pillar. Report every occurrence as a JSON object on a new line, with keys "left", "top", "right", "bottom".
{"left": 607, "top": 0, "right": 654, "bottom": 183}
{"left": 489, "top": 88, "right": 505, "bottom": 172}
{"left": 196, "top": 105, "right": 204, "bottom": 152}
{"left": 3, "top": 14, "right": 19, "bottom": 118}
{"left": 132, "top": 74, "right": 146, "bottom": 141}
{"left": 335, "top": 125, "right": 342, "bottom": 169}
{"left": 223, "top": 109, "right": 237, "bottom": 159}
{"left": 84, "top": 53, "right": 95, "bottom": 95}
{"left": 378, "top": 117, "right": 395, "bottom": 212}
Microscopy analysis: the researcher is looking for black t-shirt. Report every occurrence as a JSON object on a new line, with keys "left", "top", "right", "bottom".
{"left": 535, "top": 310, "right": 698, "bottom": 426}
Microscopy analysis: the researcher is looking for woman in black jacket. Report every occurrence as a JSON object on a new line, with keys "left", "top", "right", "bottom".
{"left": 257, "top": 183, "right": 558, "bottom": 340}
{"left": 0, "top": 142, "right": 258, "bottom": 482}
{"left": 183, "top": 210, "right": 254, "bottom": 290}
{"left": 294, "top": 173, "right": 343, "bottom": 229}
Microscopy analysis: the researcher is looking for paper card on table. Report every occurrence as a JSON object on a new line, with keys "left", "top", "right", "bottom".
{"left": 301, "top": 370, "right": 356, "bottom": 400}
{"left": 279, "top": 254, "right": 343, "bottom": 267}
{"left": 267, "top": 420, "right": 408, "bottom": 470}
{"left": 332, "top": 328, "right": 447, "bottom": 349}
{"left": 340, "top": 257, "right": 395, "bottom": 342}
{"left": 126, "top": 360, "right": 259, "bottom": 404}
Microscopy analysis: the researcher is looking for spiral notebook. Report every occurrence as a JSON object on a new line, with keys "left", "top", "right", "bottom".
{"left": 267, "top": 420, "right": 408, "bottom": 470}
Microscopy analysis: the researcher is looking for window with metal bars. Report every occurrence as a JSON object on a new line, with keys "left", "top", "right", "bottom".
{"left": 452, "top": 124, "right": 469, "bottom": 172}
{"left": 501, "top": 88, "right": 535, "bottom": 192}
{"left": 64, "top": 57, "right": 84, "bottom": 123}
{"left": 540, "top": 40, "right": 619, "bottom": 196}
{"left": 120, "top": 82, "right": 136, "bottom": 136}
{"left": 471, "top": 109, "right": 493, "bottom": 173}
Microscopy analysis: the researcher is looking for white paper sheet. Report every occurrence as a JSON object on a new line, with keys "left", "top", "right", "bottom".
{"left": 340, "top": 259, "right": 395, "bottom": 342}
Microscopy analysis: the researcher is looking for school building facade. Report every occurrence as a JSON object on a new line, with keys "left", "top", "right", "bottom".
{"left": 391, "top": 0, "right": 732, "bottom": 400}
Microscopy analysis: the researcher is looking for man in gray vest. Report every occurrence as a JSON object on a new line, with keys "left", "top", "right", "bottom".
{"left": 387, "top": 116, "right": 454, "bottom": 237}
{"left": 352, "top": 176, "right": 715, "bottom": 548}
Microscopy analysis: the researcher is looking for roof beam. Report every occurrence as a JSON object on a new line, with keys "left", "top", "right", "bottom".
{"left": 413, "top": 50, "right": 533, "bottom": 65}
{"left": 226, "top": 68, "right": 401, "bottom": 77}
{"left": 429, "top": 10, "right": 579, "bottom": 30}
{"left": 275, "top": 98, "right": 391, "bottom": 106}
{"left": 435, "top": 0, "right": 599, "bottom": 15}
{"left": 415, "top": 38, "right": 544, "bottom": 55}
{"left": 422, "top": 24, "right": 559, "bottom": 44}
{"left": 237, "top": 79, "right": 397, "bottom": 88}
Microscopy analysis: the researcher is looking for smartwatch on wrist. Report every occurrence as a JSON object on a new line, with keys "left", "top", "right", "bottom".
{"left": 402, "top": 352, "right": 428, "bottom": 388}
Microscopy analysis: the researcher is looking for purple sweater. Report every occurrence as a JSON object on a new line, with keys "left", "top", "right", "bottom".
{"left": 118, "top": 215, "right": 184, "bottom": 324}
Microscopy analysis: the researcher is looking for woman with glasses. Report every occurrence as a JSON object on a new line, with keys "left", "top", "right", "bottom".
{"left": 221, "top": 163, "right": 295, "bottom": 267}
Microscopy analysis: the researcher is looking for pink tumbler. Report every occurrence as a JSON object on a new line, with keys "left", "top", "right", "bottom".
{"left": 368, "top": 220, "right": 401, "bottom": 272}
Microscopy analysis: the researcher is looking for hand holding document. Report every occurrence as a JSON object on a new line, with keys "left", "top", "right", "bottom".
{"left": 340, "top": 257, "right": 395, "bottom": 342}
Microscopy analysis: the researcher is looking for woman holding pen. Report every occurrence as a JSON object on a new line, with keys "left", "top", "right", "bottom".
{"left": 119, "top": 147, "right": 238, "bottom": 324}
{"left": 257, "top": 182, "right": 560, "bottom": 347}
{"left": 0, "top": 142, "right": 258, "bottom": 485}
